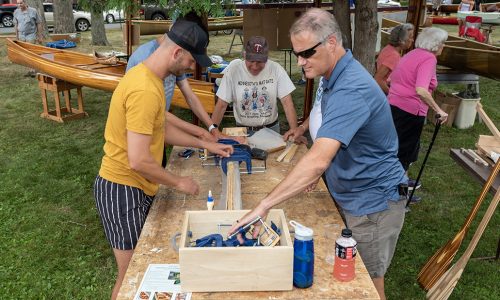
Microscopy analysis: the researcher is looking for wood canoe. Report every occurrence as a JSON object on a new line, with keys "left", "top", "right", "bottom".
{"left": 381, "top": 18, "right": 500, "bottom": 81}
{"left": 6, "top": 38, "right": 216, "bottom": 113}
{"left": 133, "top": 16, "right": 243, "bottom": 36}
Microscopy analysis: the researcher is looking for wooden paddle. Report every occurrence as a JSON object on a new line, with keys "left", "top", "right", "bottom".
{"left": 417, "top": 159, "right": 500, "bottom": 290}
{"left": 426, "top": 187, "right": 500, "bottom": 300}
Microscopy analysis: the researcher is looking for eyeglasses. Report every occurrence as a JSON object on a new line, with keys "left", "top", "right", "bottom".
{"left": 293, "top": 41, "right": 322, "bottom": 59}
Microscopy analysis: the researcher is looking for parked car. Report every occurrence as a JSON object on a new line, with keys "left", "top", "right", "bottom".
{"left": 139, "top": 3, "right": 169, "bottom": 20}
{"left": 43, "top": 3, "right": 91, "bottom": 31}
{"left": 0, "top": 4, "right": 16, "bottom": 28}
{"left": 104, "top": 9, "right": 124, "bottom": 23}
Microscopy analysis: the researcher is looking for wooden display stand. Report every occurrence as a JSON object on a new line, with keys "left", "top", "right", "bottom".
{"left": 37, "top": 73, "right": 88, "bottom": 123}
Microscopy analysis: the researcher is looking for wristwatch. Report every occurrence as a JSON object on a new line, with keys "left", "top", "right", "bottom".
{"left": 208, "top": 124, "right": 218, "bottom": 132}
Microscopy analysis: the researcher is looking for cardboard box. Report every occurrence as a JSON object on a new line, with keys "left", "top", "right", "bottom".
{"left": 179, "top": 209, "right": 293, "bottom": 292}
{"left": 428, "top": 91, "right": 461, "bottom": 127}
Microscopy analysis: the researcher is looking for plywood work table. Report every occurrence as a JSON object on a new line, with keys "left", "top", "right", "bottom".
{"left": 117, "top": 145, "right": 380, "bottom": 300}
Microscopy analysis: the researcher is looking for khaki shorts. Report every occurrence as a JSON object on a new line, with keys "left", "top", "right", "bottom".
{"left": 344, "top": 199, "right": 406, "bottom": 278}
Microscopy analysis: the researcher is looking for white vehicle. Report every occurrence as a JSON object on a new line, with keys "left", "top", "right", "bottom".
{"left": 103, "top": 9, "right": 124, "bottom": 24}
{"left": 377, "top": 0, "right": 402, "bottom": 7}
{"left": 43, "top": 3, "right": 91, "bottom": 31}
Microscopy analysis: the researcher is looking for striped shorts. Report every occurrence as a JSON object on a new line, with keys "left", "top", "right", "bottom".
{"left": 93, "top": 175, "right": 155, "bottom": 250}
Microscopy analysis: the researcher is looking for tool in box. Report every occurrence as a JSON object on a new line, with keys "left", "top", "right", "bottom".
{"left": 227, "top": 216, "right": 281, "bottom": 247}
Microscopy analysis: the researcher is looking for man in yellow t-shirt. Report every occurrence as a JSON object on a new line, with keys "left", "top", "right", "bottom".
{"left": 94, "top": 18, "right": 233, "bottom": 300}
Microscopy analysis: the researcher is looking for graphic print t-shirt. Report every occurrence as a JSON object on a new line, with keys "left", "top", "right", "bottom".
{"left": 216, "top": 59, "right": 295, "bottom": 127}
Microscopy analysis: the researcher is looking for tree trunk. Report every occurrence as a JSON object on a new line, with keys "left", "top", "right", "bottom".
{"left": 26, "top": 0, "right": 49, "bottom": 38}
{"left": 353, "top": 0, "right": 378, "bottom": 74}
{"left": 90, "top": 9, "right": 109, "bottom": 45}
{"left": 331, "top": 0, "right": 352, "bottom": 50}
{"left": 53, "top": 0, "right": 75, "bottom": 33}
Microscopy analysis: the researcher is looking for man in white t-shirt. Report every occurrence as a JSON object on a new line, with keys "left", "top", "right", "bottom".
{"left": 211, "top": 36, "right": 299, "bottom": 135}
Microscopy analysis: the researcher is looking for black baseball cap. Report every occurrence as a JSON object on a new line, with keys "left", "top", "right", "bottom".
{"left": 167, "top": 19, "right": 212, "bottom": 67}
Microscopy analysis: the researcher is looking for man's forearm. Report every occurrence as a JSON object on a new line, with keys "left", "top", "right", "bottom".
{"left": 178, "top": 80, "right": 214, "bottom": 128}
{"left": 281, "top": 96, "right": 298, "bottom": 129}
{"left": 260, "top": 140, "right": 336, "bottom": 209}
{"left": 165, "top": 111, "right": 205, "bottom": 138}
{"left": 211, "top": 99, "right": 228, "bottom": 126}
{"left": 164, "top": 119, "right": 205, "bottom": 149}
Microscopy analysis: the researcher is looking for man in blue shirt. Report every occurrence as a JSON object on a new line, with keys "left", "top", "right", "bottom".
{"left": 127, "top": 15, "right": 223, "bottom": 142}
{"left": 230, "top": 9, "right": 406, "bottom": 300}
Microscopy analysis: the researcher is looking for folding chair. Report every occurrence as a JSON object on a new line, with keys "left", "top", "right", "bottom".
{"left": 459, "top": 15, "right": 486, "bottom": 43}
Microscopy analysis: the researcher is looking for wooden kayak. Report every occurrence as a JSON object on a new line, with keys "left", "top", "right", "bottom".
{"left": 6, "top": 38, "right": 216, "bottom": 112}
{"left": 133, "top": 16, "right": 243, "bottom": 35}
{"left": 381, "top": 18, "right": 500, "bottom": 81}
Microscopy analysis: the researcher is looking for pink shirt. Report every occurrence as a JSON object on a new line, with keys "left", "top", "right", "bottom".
{"left": 377, "top": 45, "right": 401, "bottom": 83}
{"left": 388, "top": 48, "right": 437, "bottom": 116}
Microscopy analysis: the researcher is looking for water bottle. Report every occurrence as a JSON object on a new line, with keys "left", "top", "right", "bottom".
{"left": 333, "top": 228, "right": 357, "bottom": 282}
{"left": 289, "top": 220, "right": 314, "bottom": 288}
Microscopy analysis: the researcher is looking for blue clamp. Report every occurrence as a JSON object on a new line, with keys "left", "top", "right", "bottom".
{"left": 215, "top": 140, "right": 252, "bottom": 175}
{"left": 194, "top": 234, "right": 223, "bottom": 247}
{"left": 221, "top": 144, "right": 252, "bottom": 175}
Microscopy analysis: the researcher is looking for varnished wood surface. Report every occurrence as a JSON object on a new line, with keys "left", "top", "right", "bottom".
{"left": 6, "top": 39, "right": 216, "bottom": 113}
{"left": 380, "top": 18, "right": 500, "bottom": 81}
{"left": 117, "top": 145, "right": 380, "bottom": 300}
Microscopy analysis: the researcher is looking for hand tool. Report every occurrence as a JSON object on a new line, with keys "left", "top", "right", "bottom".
{"left": 227, "top": 215, "right": 262, "bottom": 240}
{"left": 193, "top": 234, "right": 224, "bottom": 247}
{"left": 178, "top": 148, "right": 195, "bottom": 159}
{"left": 258, "top": 219, "right": 281, "bottom": 247}
{"left": 220, "top": 144, "right": 252, "bottom": 175}
{"left": 417, "top": 158, "right": 500, "bottom": 290}
{"left": 251, "top": 147, "right": 268, "bottom": 160}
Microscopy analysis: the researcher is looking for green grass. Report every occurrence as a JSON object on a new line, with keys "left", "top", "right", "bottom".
{"left": 0, "top": 26, "right": 499, "bottom": 299}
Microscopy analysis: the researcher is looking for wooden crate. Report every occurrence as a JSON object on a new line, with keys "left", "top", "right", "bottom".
{"left": 179, "top": 209, "right": 293, "bottom": 292}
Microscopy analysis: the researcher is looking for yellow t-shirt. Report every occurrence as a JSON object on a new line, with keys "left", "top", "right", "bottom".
{"left": 99, "top": 63, "right": 166, "bottom": 196}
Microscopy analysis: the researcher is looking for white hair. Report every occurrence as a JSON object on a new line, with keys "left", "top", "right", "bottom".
{"left": 415, "top": 27, "right": 448, "bottom": 53}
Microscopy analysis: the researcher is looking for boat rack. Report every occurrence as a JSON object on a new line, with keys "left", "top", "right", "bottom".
{"left": 436, "top": 71, "right": 480, "bottom": 98}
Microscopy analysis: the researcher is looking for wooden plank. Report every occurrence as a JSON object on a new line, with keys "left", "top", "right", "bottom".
{"left": 476, "top": 103, "right": 500, "bottom": 140}
{"left": 276, "top": 145, "right": 293, "bottom": 162}
{"left": 283, "top": 144, "right": 298, "bottom": 163}
{"left": 461, "top": 148, "right": 489, "bottom": 167}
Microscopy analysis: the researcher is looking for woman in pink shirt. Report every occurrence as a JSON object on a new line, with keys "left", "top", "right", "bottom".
{"left": 388, "top": 27, "right": 449, "bottom": 192}
{"left": 374, "top": 23, "right": 414, "bottom": 95}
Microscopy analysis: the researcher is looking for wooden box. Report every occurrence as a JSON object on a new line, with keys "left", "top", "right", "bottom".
{"left": 179, "top": 209, "right": 293, "bottom": 292}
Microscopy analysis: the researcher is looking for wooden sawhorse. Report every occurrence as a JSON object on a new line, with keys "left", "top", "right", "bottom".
{"left": 37, "top": 73, "right": 88, "bottom": 123}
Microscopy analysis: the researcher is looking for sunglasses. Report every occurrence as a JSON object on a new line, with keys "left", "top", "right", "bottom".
{"left": 293, "top": 41, "right": 322, "bottom": 59}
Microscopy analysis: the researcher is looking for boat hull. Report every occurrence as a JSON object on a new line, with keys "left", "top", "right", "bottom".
{"left": 133, "top": 16, "right": 243, "bottom": 36}
{"left": 381, "top": 18, "right": 500, "bottom": 81}
{"left": 7, "top": 39, "right": 216, "bottom": 112}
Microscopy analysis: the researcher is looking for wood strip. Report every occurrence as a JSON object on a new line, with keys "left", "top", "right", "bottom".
{"left": 283, "top": 144, "right": 299, "bottom": 163}
{"left": 276, "top": 145, "right": 293, "bottom": 162}
{"left": 476, "top": 103, "right": 500, "bottom": 140}
{"left": 226, "top": 162, "right": 235, "bottom": 210}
